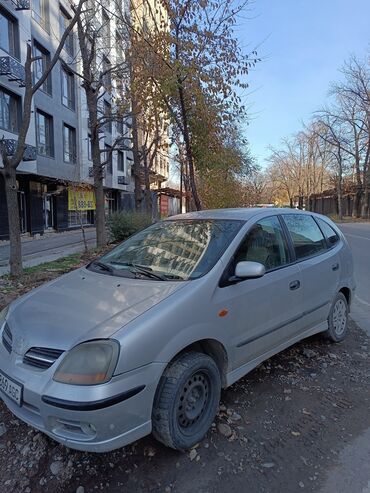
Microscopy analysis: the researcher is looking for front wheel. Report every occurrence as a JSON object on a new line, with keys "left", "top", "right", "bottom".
{"left": 325, "top": 292, "right": 349, "bottom": 343}
{"left": 152, "top": 351, "right": 221, "bottom": 450}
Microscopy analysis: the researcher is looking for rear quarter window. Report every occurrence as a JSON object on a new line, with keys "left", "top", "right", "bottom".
{"left": 316, "top": 217, "right": 340, "bottom": 247}
{"left": 283, "top": 214, "right": 327, "bottom": 260}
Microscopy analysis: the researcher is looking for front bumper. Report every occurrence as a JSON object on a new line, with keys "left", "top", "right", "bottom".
{"left": 0, "top": 345, "right": 166, "bottom": 452}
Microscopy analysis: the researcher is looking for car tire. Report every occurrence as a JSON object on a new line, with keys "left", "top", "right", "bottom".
{"left": 152, "top": 351, "right": 221, "bottom": 450}
{"left": 325, "top": 292, "right": 349, "bottom": 343}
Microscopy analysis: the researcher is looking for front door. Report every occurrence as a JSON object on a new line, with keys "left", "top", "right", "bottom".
{"left": 43, "top": 193, "right": 54, "bottom": 230}
{"left": 214, "top": 215, "right": 304, "bottom": 370}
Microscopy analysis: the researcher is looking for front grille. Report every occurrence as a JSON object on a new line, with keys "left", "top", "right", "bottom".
{"left": 23, "top": 347, "right": 64, "bottom": 369}
{"left": 2, "top": 323, "right": 12, "bottom": 354}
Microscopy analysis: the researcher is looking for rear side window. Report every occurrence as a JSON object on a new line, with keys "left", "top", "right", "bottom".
{"left": 235, "top": 215, "right": 290, "bottom": 271}
{"left": 283, "top": 214, "right": 327, "bottom": 260}
{"left": 316, "top": 218, "right": 340, "bottom": 247}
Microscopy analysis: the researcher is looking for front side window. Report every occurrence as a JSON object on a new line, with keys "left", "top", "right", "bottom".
{"left": 61, "top": 66, "right": 75, "bottom": 109}
{"left": 316, "top": 218, "right": 340, "bottom": 247}
{"left": 33, "top": 41, "right": 52, "bottom": 94}
{"left": 32, "top": 0, "right": 49, "bottom": 31}
{"left": 0, "top": 8, "right": 19, "bottom": 58}
{"left": 36, "top": 110, "right": 54, "bottom": 157}
{"left": 0, "top": 86, "right": 21, "bottom": 133}
{"left": 63, "top": 124, "right": 76, "bottom": 163}
{"left": 235, "top": 216, "right": 290, "bottom": 271}
{"left": 97, "top": 219, "right": 244, "bottom": 280}
{"left": 283, "top": 214, "right": 327, "bottom": 260}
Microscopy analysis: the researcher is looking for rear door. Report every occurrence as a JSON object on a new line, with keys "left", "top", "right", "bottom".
{"left": 282, "top": 214, "right": 340, "bottom": 331}
{"left": 214, "top": 215, "right": 304, "bottom": 370}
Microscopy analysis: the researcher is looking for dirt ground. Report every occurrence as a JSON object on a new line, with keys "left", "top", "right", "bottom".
{"left": 0, "top": 320, "right": 369, "bottom": 493}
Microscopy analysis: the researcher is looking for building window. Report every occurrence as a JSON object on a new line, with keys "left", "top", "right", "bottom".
{"left": 68, "top": 210, "right": 89, "bottom": 227}
{"left": 0, "top": 86, "right": 21, "bottom": 133}
{"left": 117, "top": 151, "right": 124, "bottom": 172}
{"left": 35, "top": 110, "right": 54, "bottom": 157}
{"left": 87, "top": 134, "right": 92, "bottom": 161}
{"left": 63, "top": 124, "right": 76, "bottom": 163}
{"left": 0, "top": 7, "right": 19, "bottom": 58}
{"left": 103, "top": 100, "right": 112, "bottom": 133}
{"left": 33, "top": 41, "right": 52, "bottom": 94}
{"left": 105, "top": 144, "right": 112, "bottom": 174}
{"left": 116, "top": 31, "right": 123, "bottom": 63}
{"left": 116, "top": 118, "right": 124, "bottom": 135}
{"left": 59, "top": 6, "right": 74, "bottom": 56}
{"left": 101, "top": 9, "right": 110, "bottom": 47}
{"left": 102, "top": 56, "right": 112, "bottom": 89}
{"left": 61, "top": 65, "right": 75, "bottom": 109}
{"left": 32, "top": 0, "right": 49, "bottom": 31}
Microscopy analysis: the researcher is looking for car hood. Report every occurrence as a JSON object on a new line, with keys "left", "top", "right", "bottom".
{"left": 7, "top": 267, "right": 186, "bottom": 354}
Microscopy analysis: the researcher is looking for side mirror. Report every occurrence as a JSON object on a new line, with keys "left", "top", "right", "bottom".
{"left": 234, "top": 261, "right": 266, "bottom": 279}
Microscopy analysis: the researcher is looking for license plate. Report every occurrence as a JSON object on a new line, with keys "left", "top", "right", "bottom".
{"left": 0, "top": 370, "right": 23, "bottom": 406}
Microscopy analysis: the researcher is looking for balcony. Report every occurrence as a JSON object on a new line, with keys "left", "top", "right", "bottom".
{"left": 3, "top": 139, "right": 36, "bottom": 161}
{"left": 0, "top": 56, "right": 25, "bottom": 86}
{"left": 6, "top": 0, "right": 30, "bottom": 9}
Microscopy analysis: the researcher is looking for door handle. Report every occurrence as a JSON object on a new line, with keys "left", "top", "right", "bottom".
{"left": 332, "top": 263, "right": 339, "bottom": 271}
{"left": 289, "top": 280, "right": 300, "bottom": 290}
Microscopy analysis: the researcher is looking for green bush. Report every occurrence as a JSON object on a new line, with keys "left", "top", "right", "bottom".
{"left": 107, "top": 211, "right": 152, "bottom": 242}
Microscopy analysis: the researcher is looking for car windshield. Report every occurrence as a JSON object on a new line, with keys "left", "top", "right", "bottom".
{"left": 95, "top": 219, "right": 243, "bottom": 280}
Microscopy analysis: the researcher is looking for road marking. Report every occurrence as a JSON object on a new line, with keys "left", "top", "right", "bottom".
{"left": 344, "top": 233, "right": 370, "bottom": 241}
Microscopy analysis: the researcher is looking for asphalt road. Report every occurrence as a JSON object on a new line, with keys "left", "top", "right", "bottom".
{"left": 338, "top": 222, "right": 370, "bottom": 335}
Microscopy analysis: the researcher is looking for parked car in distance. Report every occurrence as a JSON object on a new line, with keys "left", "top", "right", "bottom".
{"left": 0, "top": 208, "right": 355, "bottom": 452}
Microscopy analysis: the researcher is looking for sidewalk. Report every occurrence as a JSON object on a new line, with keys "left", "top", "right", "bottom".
{"left": 0, "top": 226, "right": 96, "bottom": 246}
{"left": 0, "top": 228, "right": 97, "bottom": 275}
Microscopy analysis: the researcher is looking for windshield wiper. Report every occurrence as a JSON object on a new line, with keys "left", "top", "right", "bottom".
{"left": 110, "top": 261, "right": 167, "bottom": 281}
{"left": 91, "top": 261, "right": 115, "bottom": 274}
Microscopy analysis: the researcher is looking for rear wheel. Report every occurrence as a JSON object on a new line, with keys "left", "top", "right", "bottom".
{"left": 325, "top": 292, "right": 349, "bottom": 343}
{"left": 152, "top": 351, "right": 221, "bottom": 450}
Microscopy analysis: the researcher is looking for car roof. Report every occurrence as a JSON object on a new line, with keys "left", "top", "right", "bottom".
{"left": 166, "top": 207, "right": 313, "bottom": 221}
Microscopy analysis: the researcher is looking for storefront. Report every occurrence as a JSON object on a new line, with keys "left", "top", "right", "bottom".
{"left": 0, "top": 174, "right": 96, "bottom": 240}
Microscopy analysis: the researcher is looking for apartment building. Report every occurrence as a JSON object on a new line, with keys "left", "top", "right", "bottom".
{"left": 0, "top": 0, "right": 137, "bottom": 240}
{"left": 131, "top": 0, "right": 170, "bottom": 190}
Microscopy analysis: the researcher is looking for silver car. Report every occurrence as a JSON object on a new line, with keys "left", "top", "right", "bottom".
{"left": 0, "top": 208, "right": 355, "bottom": 452}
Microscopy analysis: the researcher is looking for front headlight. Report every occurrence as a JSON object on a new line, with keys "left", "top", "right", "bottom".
{"left": 0, "top": 306, "right": 9, "bottom": 328}
{"left": 53, "top": 340, "right": 120, "bottom": 385}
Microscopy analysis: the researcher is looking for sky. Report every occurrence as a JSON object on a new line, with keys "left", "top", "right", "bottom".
{"left": 236, "top": 0, "right": 370, "bottom": 168}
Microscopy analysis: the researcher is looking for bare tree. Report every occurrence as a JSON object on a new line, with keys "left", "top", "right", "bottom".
{"left": 313, "top": 114, "right": 351, "bottom": 220}
{"left": 75, "top": 0, "right": 132, "bottom": 247}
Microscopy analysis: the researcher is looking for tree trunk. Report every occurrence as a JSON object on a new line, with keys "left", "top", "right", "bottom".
{"left": 131, "top": 103, "right": 143, "bottom": 212}
{"left": 362, "top": 186, "right": 369, "bottom": 219}
{"left": 94, "top": 178, "right": 106, "bottom": 247}
{"left": 177, "top": 81, "right": 202, "bottom": 211}
{"left": 337, "top": 179, "right": 343, "bottom": 221}
{"left": 3, "top": 167, "right": 22, "bottom": 276}
{"left": 90, "top": 121, "right": 107, "bottom": 247}
{"left": 143, "top": 152, "right": 152, "bottom": 214}
{"left": 352, "top": 187, "right": 362, "bottom": 218}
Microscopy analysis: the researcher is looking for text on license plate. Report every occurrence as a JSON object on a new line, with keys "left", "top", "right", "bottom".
{"left": 0, "top": 370, "right": 23, "bottom": 406}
